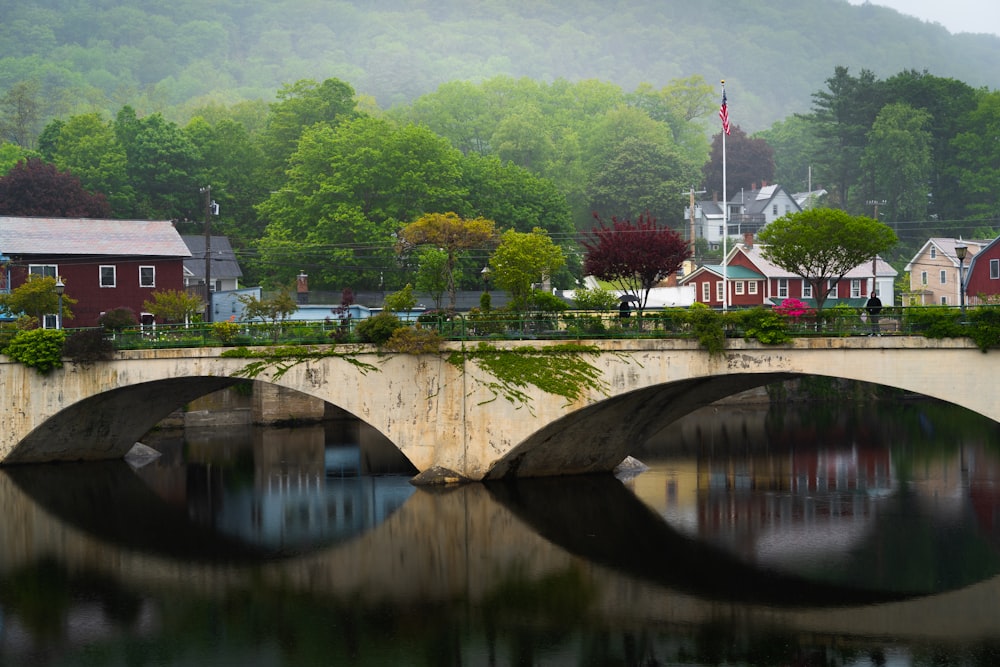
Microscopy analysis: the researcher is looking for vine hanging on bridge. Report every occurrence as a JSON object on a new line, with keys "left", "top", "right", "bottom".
{"left": 447, "top": 342, "right": 614, "bottom": 413}
{"left": 221, "top": 345, "right": 378, "bottom": 380}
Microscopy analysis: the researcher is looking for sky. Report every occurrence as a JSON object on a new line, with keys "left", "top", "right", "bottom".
{"left": 847, "top": 0, "right": 1000, "bottom": 37}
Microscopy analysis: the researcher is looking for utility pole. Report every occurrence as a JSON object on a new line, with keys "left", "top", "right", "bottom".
{"left": 200, "top": 186, "right": 213, "bottom": 322}
{"left": 685, "top": 187, "right": 706, "bottom": 261}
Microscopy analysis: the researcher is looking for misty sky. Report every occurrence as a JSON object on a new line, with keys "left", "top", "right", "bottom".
{"left": 848, "top": 0, "right": 1000, "bottom": 37}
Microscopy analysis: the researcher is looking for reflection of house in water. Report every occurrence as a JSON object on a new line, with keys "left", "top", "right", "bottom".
{"left": 642, "top": 445, "right": 896, "bottom": 567}
{"left": 184, "top": 424, "right": 415, "bottom": 551}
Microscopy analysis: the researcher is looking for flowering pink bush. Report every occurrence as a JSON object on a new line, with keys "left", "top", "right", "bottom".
{"left": 774, "top": 298, "right": 815, "bottom": 322}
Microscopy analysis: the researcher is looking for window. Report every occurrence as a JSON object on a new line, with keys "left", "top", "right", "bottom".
{"left": 100, "top": 265, "right": 116, "bottom": 288}
{"left": 734, "top": 280, "right": 744, "bottom": 295}
{"left": 701, "top": 281, "right": 711, "bottom": 302}
{"left": 921, "top": 271, "right": 928, "bottom": 286}
{"left": 851, "top": 279, "right": 861, "bottom": 298}
{"left": 42, "top": 314, "right": 58, "bottom": 329}
{"left": 716, "top": 280, "right": 724, "bottom": 302}
{"left": 941, "top": 296, "right": 948, "bottom": 305}
{"left": 772, "top": 204, "right": 778, "bottom": 215}
{"left": 991, "top": 259, "right": 999, "bottom": 280}
{"left": 718, "top": 225, "right": 724, "bottom": 236}
{"left": 777, "top": 279, "right": 788, "bottom": 298}
{"left": 139, "top": 265, "right": 155, "bottom": 288}
{"left": 940, "top": 269, "right": 947, "bottom": 285}
{"left": 802, "top": 280, "right": 812, "bottom": 299}
{"left": 29, "top": 264, "right": 57, "bottom": 278}
{"left": 748, "top": 281, "right": 758, "bottom": 295}
{"left": 930, "top": 247, "right": 937, "bottom": 259}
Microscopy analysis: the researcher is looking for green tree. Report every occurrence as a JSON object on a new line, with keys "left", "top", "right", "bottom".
{"left": 0, "top": 274, "right": 76, "bottom": 325}
{"left": 489, "top": 228, "right": 565, "bottom": 308}
{"left": 41, "top": 113, "right": 134, "bottom": 214}
{"left": 383, "top": 283, "right": 417, "bottom": 316}
{"left": 259, "top": 77, "right": 357, "bottom": 183}
{"left": 588, "top": 136, "right": 698, "bottom": 225}
{"left": 951, "top": 91, "right": 1000, "bottom": 220}
{"left": 0, "top": 81, "right": 43, "bottom": 149}
{"left": 398, "top": 212, "right": 496, "bottom": 309}
{"left": 757, "top": 209, "right": 897, "bottom": 312}
{"left": 414, "top": 247, "right": 450, "bottom": 310}
{"left": 142, "top": 289, "right": 205, "bottom": 324}
{"left": 114, "top": 107, "right": 201, "bottom": 219}
{"left": 238, "top": 290, "right": 298, "bottom": 341}
{"left": 860, "top": 102, "right": 932, "bottom": 223}
{"left": 255, "top": 116, "right": 466, "bottom": 290}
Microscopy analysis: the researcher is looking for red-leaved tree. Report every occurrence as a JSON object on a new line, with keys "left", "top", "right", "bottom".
{"left": 0, "top": 158, "right": 111, "bottom": 218}
{"left": 581, "top": 212, "right": 690, "bottom": 314}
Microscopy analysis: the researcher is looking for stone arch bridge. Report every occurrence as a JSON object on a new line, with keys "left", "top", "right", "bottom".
{"left": 0, "top": 337, "right": 994, "bottom": 479}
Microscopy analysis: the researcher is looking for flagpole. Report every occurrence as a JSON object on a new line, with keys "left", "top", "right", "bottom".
{"left": 720, "top": 80, "right": 729, "bottom": 312}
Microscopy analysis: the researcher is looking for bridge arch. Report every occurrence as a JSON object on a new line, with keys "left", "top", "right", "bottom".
{"left": 1, "top": 337, "right": 994, "bottom": 478}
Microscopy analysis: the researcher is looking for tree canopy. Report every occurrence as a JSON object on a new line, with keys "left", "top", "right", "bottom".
{"left": 581, "top": 213, "right": 690, "bottom": 314}
{"left": 489, "top": 228, "right": 566, "bottom": 308}
{"left": 0, "top": 157, "right": 110, "bottom": 217}
{"left": 757, "top": 209, "right": 897, "bottom": 311}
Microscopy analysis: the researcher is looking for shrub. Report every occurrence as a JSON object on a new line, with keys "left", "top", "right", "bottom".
{"left": 967, "top": 306, "right": 1000, "bottom": 352}
{"left": 905, "top": 306, "right": 963, "bottom": 338}
{"left": 383, "top": 326, "right": 443, "bottom": 353}
{"left": 683, "top": 302, "right": 725, "bottom": 355}
{"left": 572, "top": 287, "right": 618, "bottom": 311}
{"left": 3, "top": 328, "right": 67, "bottom": 373}
{"left": 211, "top": 320, "right": 240, "bottom": 345}
{"left": 356, "top": 312, "right": 402, "bottom": 345}
{"left": 98, "top": 307, "right": 138, "bottom": 332}
{"left": 63, "top": 328, "right": 114, "bottom": 365}
{"left": 740, "top": 307, "right": 790, "bottom": 344}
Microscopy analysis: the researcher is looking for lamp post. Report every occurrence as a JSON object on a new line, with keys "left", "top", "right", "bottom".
{"left": 481, "top": 265, "right": 491, "bottom": 292}
{"left": 54, "top": 279, "right": 65, "bottom": 329}
{"left": 955, "top": 240, "right": 967, "bottom": 316}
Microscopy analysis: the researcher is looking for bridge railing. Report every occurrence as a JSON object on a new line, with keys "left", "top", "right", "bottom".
{"left": 69, "top": 304, "right": 995, "bottom": 351}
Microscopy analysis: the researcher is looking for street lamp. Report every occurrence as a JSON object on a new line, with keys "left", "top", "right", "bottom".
{"left": 54, "top": 279, "right": 65, "bottom": 329}
{"left": 481, "top": 265, "right": 491, "bottom": 292}
{"left": 955, "top": 239, "right": 967, "bottom": 316}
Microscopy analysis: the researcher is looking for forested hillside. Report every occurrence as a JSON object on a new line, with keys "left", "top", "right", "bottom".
{"left": 2, "top": 0, "right": 1000, "bottom": 133}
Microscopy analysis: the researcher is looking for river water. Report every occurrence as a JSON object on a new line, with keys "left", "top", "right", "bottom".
{"left": 1, "top": 393, "right": 999, "bottom": 666}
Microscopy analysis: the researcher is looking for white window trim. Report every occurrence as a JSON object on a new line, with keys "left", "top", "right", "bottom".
{"left": 716, "top": 281, "right": 724, "bottom": 302}
{"left": 29, "top": 264, "right": 57, "bottom": 278}
{"left": 100, "top": 265, "right": 116, "bottom": 288}
{"left": 701, "top": 281, "right": 710, "bottom": 302}
{"left": 991, "top": 258, "right": 999, "bottom": 280}
{"left": 777, "top": 278, "right": 788, "bottom": 299}
{"left": 921, "top": 271, "right": 928, "bottom": 286}
{"left": 802, "top": 280, "right": 812, "bottom": 299}
{"left": 139, "top": 265, "right": 156, "bottom": 288}
{"left": 940, "top": 269, "right": 947, "bottom": 285}
{"left": 850, "top": 279, "right": 861, "bottom": 299}
{"left": 734, "top": 280, "right": 744, "bottom": 295}
{"left": 748, "top": 281, "right": 758, "bottom": 295}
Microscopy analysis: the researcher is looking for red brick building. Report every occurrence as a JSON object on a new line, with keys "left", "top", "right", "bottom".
{"left": 0, "top": 217, "right": 190, "bottom": 327}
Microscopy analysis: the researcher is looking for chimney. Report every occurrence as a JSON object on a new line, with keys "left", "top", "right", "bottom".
{"left": 296, "top": 271, "right": 308, "bottom": 304}
{"left": 743, "top": 232, "right": 754, "bottom": 249}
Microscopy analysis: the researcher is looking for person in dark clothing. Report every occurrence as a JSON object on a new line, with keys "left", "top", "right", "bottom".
{"left": 619, "top": 300, "right": 631, "bottom": 319}
{"left": 866, "top": 292, "right": 883, "bottom": 335}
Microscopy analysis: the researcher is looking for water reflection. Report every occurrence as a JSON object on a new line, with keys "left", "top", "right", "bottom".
{"left": 2, "top": 401, "right": 1000, "bottom": 665}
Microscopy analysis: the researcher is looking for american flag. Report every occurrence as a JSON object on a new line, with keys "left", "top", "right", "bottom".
{"left": 719, "top": 90, "right": 730, "bottom": 136}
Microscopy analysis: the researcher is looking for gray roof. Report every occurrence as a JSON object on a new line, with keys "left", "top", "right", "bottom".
{"left": 181, "top": 235, "right": 243, "bottom": 280}
{"left": 0, "top": 217, "right": 190, "bottom": 257}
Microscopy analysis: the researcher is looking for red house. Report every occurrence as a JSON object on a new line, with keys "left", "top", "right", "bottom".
{"left": 0, "top": 217, "right": 191, "bottom": 328}
{"left": 681, "top": 238, "right": 897, "bottom": 308}
{"left": 964, "top": 236, "right": 1000, "bottom": 306}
